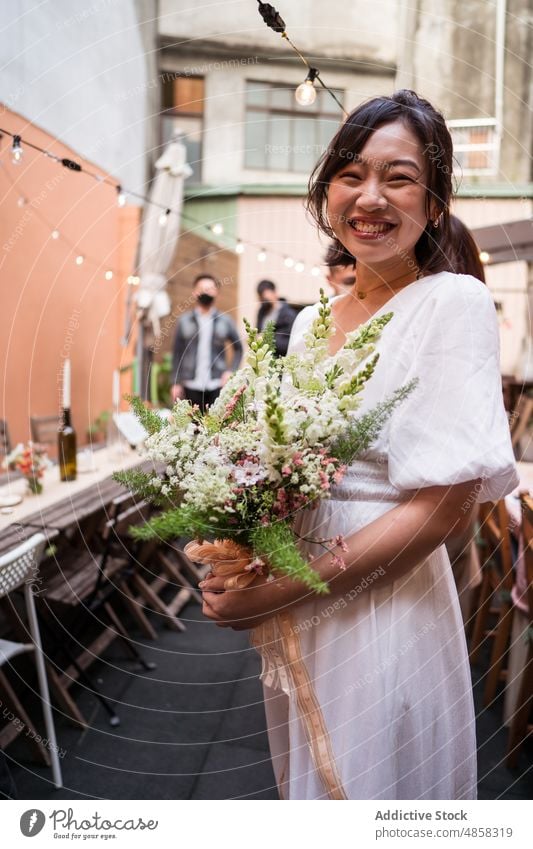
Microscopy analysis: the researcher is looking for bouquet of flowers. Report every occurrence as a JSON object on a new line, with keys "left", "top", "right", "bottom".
{"left": 115, "top": 291, "right": 416, "bottom": 594}
{"left": 3, "top": 442, "right": 50, "bottom": 494}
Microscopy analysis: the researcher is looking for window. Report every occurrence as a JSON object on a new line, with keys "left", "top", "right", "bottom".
{"left": 448, "top": 118, "right": 499, "bottom": 176}
{"left": 161, "top": 74, "right": 204, "bottom": 182}
{"left": 244, "top": 80, "right": 343, "bottom": 173}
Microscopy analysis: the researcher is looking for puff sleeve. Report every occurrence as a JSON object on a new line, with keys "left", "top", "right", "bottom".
{"left": 387, "top": 275, "right": 519, "bottom": 502}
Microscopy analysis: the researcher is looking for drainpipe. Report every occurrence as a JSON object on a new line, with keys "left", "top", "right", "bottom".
{"left": 494, "top": 0, "right": 506, "bottom": 171}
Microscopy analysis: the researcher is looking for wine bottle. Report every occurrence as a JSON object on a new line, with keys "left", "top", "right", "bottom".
{"left": 58, "top": 407, "right": 77, "bottom": 481}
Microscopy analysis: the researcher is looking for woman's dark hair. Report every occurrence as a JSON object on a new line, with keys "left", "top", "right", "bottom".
{"left": 307, "top": 89, "right": 457, "bottom": 276}
{"left": 324, "top": 240, "right": 356, "bottom": 269}
{"left": 447, "top": 214, "right": 486, "bottom": 283}
{"left": 192, "top": 273, "right": 221, "bottom": 289}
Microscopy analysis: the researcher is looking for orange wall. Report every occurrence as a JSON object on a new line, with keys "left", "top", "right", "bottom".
{"left": 0, "top": 107, "right": 140, "bottom": 449}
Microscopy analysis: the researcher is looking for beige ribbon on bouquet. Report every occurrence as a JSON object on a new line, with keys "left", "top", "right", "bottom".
{"left": 185, "top": 538, "right": 347, "bottom": 800}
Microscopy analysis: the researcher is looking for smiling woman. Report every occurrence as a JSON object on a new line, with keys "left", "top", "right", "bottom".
{"left": 200, "top": 90, "right": 519, "bottom": 801}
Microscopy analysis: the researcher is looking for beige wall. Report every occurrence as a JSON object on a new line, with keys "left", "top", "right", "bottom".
{"left": 236, "top": 194, "right": 331, "bottom": 331}
{"left": 0, "top": 107, "right": 139, "bottom": 450}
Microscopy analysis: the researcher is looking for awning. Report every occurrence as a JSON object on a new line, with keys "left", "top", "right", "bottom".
{"left": 471, "top": 218, "right": 533, "bottom": 264}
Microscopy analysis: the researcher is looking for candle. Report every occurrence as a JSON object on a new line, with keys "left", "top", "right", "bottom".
{"left": 112, "top": 369, "right": 120, "bottom": 408}
{"left": 62, "top": 358, "right": 71, "bottom": 409}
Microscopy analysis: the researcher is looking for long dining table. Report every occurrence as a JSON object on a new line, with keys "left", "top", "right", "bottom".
{"left": 0, "top": 444, "right": 152, "bottom": 555}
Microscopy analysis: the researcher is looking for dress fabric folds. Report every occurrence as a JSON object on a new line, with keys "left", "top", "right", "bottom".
{"left": 252, "top": 271, "right": 519, "bottom": 800}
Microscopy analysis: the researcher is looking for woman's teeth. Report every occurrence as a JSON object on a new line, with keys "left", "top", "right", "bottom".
{"left": 349, "top": 221, "right": 394, "bottom": 234}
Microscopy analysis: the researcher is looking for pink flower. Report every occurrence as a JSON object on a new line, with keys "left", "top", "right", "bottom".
{"left": 244, "top": 557, "right": 265, "bottom": 575}
{"left": 331, "top": 554, "right": 347, "bottom": 571}
{"left": 281, "top": 465, "right": 292, "bottom": 476}
{"left": 224, "top": 384, "right": 246, "bottom": 417}
{"left": 334, "top": 534, "right": 349, "bottom": 553}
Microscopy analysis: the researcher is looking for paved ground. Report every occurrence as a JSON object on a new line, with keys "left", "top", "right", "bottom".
{"left": 2, "top": 601, "right": 532, "bottom": 800}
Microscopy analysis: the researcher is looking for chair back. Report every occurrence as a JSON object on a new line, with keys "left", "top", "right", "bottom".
{"left": 478, "top": 500, "right": 514, "bottom": 593}
{"left": 519, "top": 493, "right": 533, "bottom": 624}
{"left": 0, "top": 419, "right": 11, "bottom": 457}
{"left": 510, "top": 394, "right": 533, "bottom": 455}
{"left": 0, "top": 534, "right": 47, "bottom": 599}
{"left": 30, "top": 415, "right": 60, "bottom": 447}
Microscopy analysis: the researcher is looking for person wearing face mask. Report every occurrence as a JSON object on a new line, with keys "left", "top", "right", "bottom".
{"left": 256, "top": 280, "right": 297, "bottom": 357}
{"left": 171, "top": 274, "right": 243, "bottom": 413}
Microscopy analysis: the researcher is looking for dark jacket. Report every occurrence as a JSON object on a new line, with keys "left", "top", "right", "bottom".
{"left": 172, "top": 308, "right": 243, "bottom": 384}
{"left": 257, "top": 299, "right": 298, "bottom": 357}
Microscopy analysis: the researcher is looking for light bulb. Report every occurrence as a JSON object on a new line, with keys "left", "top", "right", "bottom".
{"left": 212, "top": 223, "right": 224, "bottom": 236}
{"left": 75, "top": 255, "right": 85, "bottom": 266}
{"left": 105, "top": 270, "right": 113, "bottom": 280}
{"left": 284, "top": 257, "right": 294, "bottom": 268}
{"left": 51, "top": 229, "right": 60, "bottom": 240}
{"left": 235, "top": 240, "right": 244, "bottom": 254}
{"left": 311, "top": 266, "right": 320, "bottom": 276}
{"left": 11, "top": 136, "right": 23, "bottom": 165}
{"left": 127, "top": 275, "right": 140, "bottom": 286}
{"left": 295, "top": 80, "right": 317, "bottom": 106}
{"left": 257, "top": 249, "right": 267, "bottom": 262}
{"left": 295, "top": 261, "right": 305, "bottom": 273}
{"left": 479, "top": 251, "right": 491, "bottom": 264}
{"left": 158, "top": 211, "right": 169, "bottom": 226}
{"left": 117, "top": 187, "right": 126, "bottom": 207}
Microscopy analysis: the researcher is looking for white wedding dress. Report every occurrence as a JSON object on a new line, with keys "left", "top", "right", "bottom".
{"left": 252, "top": 271, "right": 519, "bottom": 800}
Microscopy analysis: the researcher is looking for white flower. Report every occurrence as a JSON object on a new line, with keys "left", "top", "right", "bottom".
{"left": 231, "top": 461, "right": 267, "bottom": 486}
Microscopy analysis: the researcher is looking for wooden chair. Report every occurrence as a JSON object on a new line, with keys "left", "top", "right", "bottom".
{"left": 107, "top": 494, "right": 196, "bottom": 634}
{"left": 506, "top": 493, "right": 533, "bottom": 767}
{"left": 470, "top": 501, "right": 515, "bottom": 688}
{"left": 37, "top": 500, "right": 157, "bottom": 728}
{"left": 510, "top": 392, "right": 533, "bottom": 458}
{"left": 0, "top": 420, "right": 11, "bottom": 458}
{"left": 30, "top": 415, "right": 59, "bottom": 455}
{"left": 0, "top": 534, "right": 62, "bottom": 787}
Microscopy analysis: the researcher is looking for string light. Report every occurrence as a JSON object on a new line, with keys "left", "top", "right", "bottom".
{"left": 0, "top": 127, "right": 327, "bottom": 278}
{"left": 479, "top": 251, "right": 491, "bottom": 264}
{"left": 256, "top": 2, "right": 348, "bottom": 118}
{"left": 311, "top": 265, "right": 321, "bottom": 276}
{"left": 295, "top": 68, "right": 318, "bottom": 106}
{"left": 11, "top": 135, "right": 23, "bottom": 164}
{"left": 295, "top": 261, "right": 305, "bottom": 273}
{"left": 105, "top": 270, "right": 114, "bottom": 280}
{"left": 127, "top": 275, "right": 140, "bottom": 286}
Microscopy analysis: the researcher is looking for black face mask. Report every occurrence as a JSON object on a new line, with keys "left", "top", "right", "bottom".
{"left": 197, "top": 293, "right": 215, "bottom": 307}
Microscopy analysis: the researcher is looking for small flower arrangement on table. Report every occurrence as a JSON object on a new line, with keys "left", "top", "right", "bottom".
{"left": 4, "top": 442, "right": 50, "bottom": 495}
{"left": 114, "top": 291, "right": 417, "bottom": 595}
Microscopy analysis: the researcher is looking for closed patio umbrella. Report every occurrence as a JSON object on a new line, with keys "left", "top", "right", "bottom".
{"left": 135, "top": 135, "right": 192, "bottom": 393}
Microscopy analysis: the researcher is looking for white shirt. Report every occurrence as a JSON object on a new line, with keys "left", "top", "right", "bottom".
{"left": 183, "top": 308, "right": 222, "bottom": 391}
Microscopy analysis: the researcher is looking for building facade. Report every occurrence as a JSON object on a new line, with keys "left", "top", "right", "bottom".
{"left": 157, "top": 0, "right": 533, "bottom": 375}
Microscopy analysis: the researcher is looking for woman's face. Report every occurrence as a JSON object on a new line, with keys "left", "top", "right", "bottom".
{"left": 326, "top": 120, "right": 434, "bottom": 270}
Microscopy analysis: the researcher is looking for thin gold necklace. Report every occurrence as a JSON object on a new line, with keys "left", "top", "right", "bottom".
{"left": 355, "top": 269, "right": 422, "bottom": 300}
